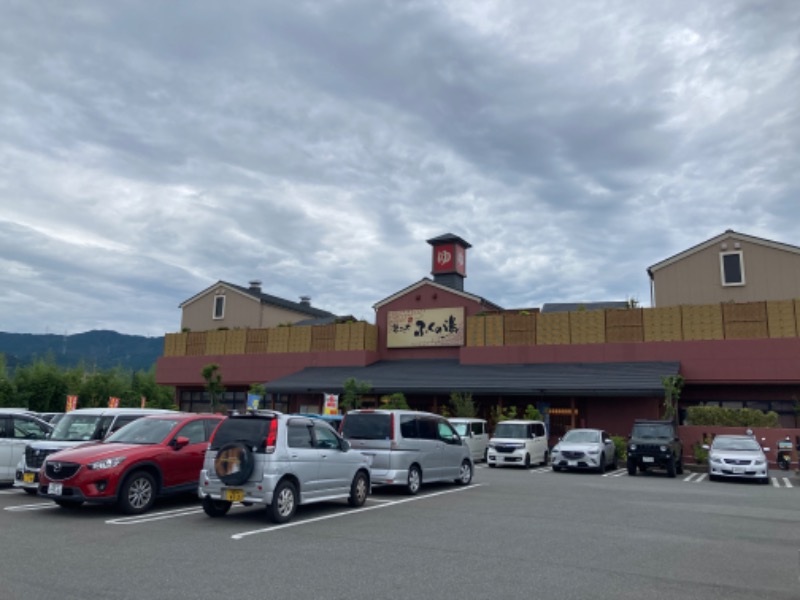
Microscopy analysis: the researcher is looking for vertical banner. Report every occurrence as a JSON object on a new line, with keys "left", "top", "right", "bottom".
{"left": 108, "top": 396, "right": 120, "bottom": 408}
{"left": 246, "top": 393, "right": 261, "bottom": 411}
{"left": 140, "top": 396, "right": 147, "bottom": 409}
{"left": 323, "top": 393, "right": 339, "bottom": 415}
{"left": 66, "top": 395, "right": 78, "bottom": 412}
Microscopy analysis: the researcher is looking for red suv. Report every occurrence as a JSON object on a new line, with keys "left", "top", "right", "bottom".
{"left": 38, "top": 413, "right": 223, "bottom": 514}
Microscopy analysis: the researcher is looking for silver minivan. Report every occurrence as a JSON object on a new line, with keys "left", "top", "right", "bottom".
{"left": 340, "top": 409, "right": 473, "bottom": 494}
{"left": 0, "top": 409, "right": 52, "bottom": 485}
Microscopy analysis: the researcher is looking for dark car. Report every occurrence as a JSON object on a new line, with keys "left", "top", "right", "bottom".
{"left": 626, "top": 419, "right": 683, "bottom": 478}
{"left": 38, "top": 413, "right": 223, "bottom": 514}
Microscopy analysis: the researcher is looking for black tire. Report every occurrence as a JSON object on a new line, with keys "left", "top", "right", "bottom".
{"left": 118, "top": 471, "right": 157, "bottom": 515}
{"left": 596, "top": 453, "right": 606, "bottom": 473}
{"left": 488, "top": 463, "right": 496, "bottom": 468}
{"left": 709, "top": 474, "right": 718, "bottom": 482}
{"left": 552, "top": 465, "right": 562, "bottom": 472}
{"left": 483, "top": 448, "right": 488, "bottom": 463}
{"left": 455, "top": 460, "right": 473, "bottom": 486}
{"left": 54, "top": 499, "right": 83, "bottom": 509}
{"left": 759, "top": 477, "right": 770, "bottom": 485}
{"left": 541, "top": 451, "right": 549, "bottom": 467}
{"left": 627, "top": 460, "right": 636, "bottom": 476}
{"left": 610, "top": 452, "right": 618, "bottom": 470}
{"left": 214, "top": 442, "right": 255, "bottom": 486}
{"left": 268, "top": 480, "right": 297, "bottom": 523}
{"left": 524, "top": 454, "right": 531, "bottom": 469}
{"left": 666, "top": 458, "right": 676, "bottom": 478}
{"left": 202, "top": 496, "right": 232, "bottom": 518}
{"left": 406, "top": 465, "right": 422, "bottom": 495}
{"left": 676, "top": 454, "right": 684, "bottom": 475}
{"left": 23, "top": 488, "right": 37, "bottom": 496}
{"left": 348, "top": 472, "right": 369, "bottom": 507}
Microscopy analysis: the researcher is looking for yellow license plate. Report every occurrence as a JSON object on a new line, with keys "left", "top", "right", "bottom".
{"left": 23, "top": 472, "right": 35, "bottom": 483}
{"left": 223, "top": 489, "right": 245, "bottom": 502}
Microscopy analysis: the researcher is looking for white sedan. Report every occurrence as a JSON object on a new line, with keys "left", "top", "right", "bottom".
{"left": 707, "top": 435, "right": 769, "bottom": 484}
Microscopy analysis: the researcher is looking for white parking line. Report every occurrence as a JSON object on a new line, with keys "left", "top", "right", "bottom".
{"left": 106, "top": 507, "right": 206, "bottom": 525}
{"left": 530, "top": 467, "right": 551, "bottom": 474}
{"left": 0, "top": 489, "right": 25, "bottom": 495}
{"left": 784, "top": 478, "right": 793, "bottom": 488}
{"left": 772, "top": 477, "right": 780, "bottom": 488}
{"left": 693, "top": 473, "right": 707, "bottom": 483}
{"left": 602, "top": 469, "right": 627, "bottom": 478}
{"left": 4, "top": 502, "right": 56, "bottom": 512}
{"left": 231, "top": 484, "right": 483, "bottom": 541}
{"left": 684, "top": 473, "right": 698, "bottom": 482}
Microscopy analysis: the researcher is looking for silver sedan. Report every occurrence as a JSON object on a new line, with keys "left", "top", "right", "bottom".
{"left": 707, "top": 435, "right": 769, "bottom": 484}
{"left": 551, "top": 428, "right": 617, "bottom": 473}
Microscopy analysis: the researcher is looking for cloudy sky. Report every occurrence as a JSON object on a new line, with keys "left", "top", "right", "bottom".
{"left": 1, "top": 1, "right": 798, "bottom": 337}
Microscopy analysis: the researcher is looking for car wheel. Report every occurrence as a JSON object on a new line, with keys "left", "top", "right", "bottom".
{"left": 627, "top": 460, "right": 636, "bottom": 476}
{"left": 541, "top": 451, "right": 549, "bottom": 466}
{"left": 214, "top": 442, "right": 255, "bottom": 487}
{"left": 483, "top": 448, "right": 488, "bottom": 463}
{"left": 666, "top": 458, "right": 676, "bottom": 478}
{"left": 524, "top": 454, "right": 531, "bottom": 469}
{"left": 23, "top": 488, "right": 37, "bottom": 496}
{"left": 596, "top": 453, "right": 606, "bottom": 473}
{"left": 455, "top": 460, "right": 473, "bottom": 486}
{"left": 118, "top": 471, "right": 157, "bottom": 515}
{"left": 407, "top": 465, "right": 422, "bottom": 495}
{"left": 759, "top": 476, "right": 770, "bottom": 485}
{"left": 202, "top": 496, "right": 232, "bottom": 518}
{"left": 488, "top": 463, "right": 496, "bottom": 468}
{"left": 709, "top": 473, "right": 717, "bottom": 482}
{"left": 348, "top": 472, "right": 369, "bottom": 507}
{"left": 552, "top": 465, "right": 562, "bottom": 472}
{"left": 610, "top": 452, "right": 618, "bottom": 470}
{"left": 54, "top": 499, "right": 83, "bottom": 509}
{"left": 268, "top": 480, "right": 297, "bottom": 523}
{"left": 676, "top": 454, "right": 684, "bottom": 475}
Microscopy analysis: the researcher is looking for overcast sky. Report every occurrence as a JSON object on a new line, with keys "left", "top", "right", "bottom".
{"left": 1, "top": 1, "right": 798, "bottom": 337}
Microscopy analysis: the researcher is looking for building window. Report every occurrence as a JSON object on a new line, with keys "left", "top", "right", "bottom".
{"left": 720, "top": 251, "right": 745, "bottom": 286}
{"left": 213, "top": 295, "right": 225, "bottom": 319}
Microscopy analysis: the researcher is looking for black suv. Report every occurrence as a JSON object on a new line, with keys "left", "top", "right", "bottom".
{"left": 626, "top": 420, "right": 683, "bottom": 478}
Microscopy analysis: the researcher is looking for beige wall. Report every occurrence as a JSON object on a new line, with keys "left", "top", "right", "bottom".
{"left": 180, "top": 287, "right": 314, "bottom": 332}
{"left": 653, "top": 237, "right": 800, "bottom": 306}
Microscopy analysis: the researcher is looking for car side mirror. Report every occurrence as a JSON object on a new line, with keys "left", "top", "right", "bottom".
{"left": 763, "top": 447, "right": 771, "bottom": 452}
{"left": 702, "top": 444, "right": 710, "bottom": 450}
{"left": 172, "top": 436, "right": 189, "bottom": 450}
{"left": 341, "top": 439, "right": 351, "bottom": 452}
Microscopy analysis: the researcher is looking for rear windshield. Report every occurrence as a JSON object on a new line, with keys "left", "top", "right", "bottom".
{"left": 341, "top": 413, "right": 392, "bottom": 440}
{"left": 211, "top": 417, "right": 273, "bottom": 450}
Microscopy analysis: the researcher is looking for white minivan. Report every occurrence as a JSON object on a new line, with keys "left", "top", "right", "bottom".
{"left": 449, "top": 418, "right": 489, "bottom": 462}
{"left": 341, "top": 409, "right": 473, "bottom": 494}
{"left": 0, "top": 409, "right": 52, "bottom": 485}
{"left": 487, "top": 419, "right": 549, "bottom": 468}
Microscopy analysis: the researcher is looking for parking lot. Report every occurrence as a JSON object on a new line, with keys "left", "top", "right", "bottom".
{"left": 2, "top": 464, "right": 799, "bottom": 600}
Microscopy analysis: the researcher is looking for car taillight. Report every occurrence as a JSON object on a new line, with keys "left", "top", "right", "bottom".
{"left": 265, "top": 419, "right": 278, "bottom": 454}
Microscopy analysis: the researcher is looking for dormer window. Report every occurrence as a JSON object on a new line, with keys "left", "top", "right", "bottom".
{"left": 213, "top": 295, "right": 226, "bottom": 319}
{"left": 720, "top": 251, "right": 745, "bottom": 286}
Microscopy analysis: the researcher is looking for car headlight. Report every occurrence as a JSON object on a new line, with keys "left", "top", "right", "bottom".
{"left": 88, "top": 457, "right": 127, "bottom": 470}
{"left": 628, "top": 444, "right": 637, "bottom": 451}
{"left": 754, "top": 458, "right": 766, "bottom": 466}
{"left": 551, "top": 446, "right": 560, "bottom": 454}
{"left": 488, "top": 442, "right": 496, "bottom": 449}
{"left": 709, "top": 455, "right": 723, "bottom": 464}
{"left": 659, "top": 445, "right": 668, "bottom": 452}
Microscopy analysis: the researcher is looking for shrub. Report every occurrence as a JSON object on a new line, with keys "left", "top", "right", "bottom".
{"left": 449, "top": 392, "right": 476, "bottom": 418}
{"left": 686, "top": 406, "right": 779, "bottom": 427}
{"left": 523, "top": 404, "right": 542, "bottom": 421}
{"left": 693, "top": 444, "right": 709, "bottom": 465}
{"left": 611, "top": 436, "right": 627, "bottom": 461}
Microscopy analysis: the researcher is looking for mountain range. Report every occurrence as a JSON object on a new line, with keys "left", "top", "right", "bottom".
{"left": 0, "top": 330, "right": 164, "bottom": 372}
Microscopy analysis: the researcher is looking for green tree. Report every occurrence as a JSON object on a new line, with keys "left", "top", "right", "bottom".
{"left": 661, "top": 375, "right": 685, "bottom": 421}
{"left": 490, "top": 404, "right": 517, "bottom": 430}
{"left": 340, "top": 377, "right": 372, "bottom": 411}
{"left": 449, "top": 392, "right": 476, "bottom": 417}
{"left": 78, "top": 367, "right": 130, "bottom": 408}
{"left": 201, "top": 363, "right": 226, "bottom": 413}
{"left": 131, "top": 367, "right": 177, "bottom": 409}
{"left": 13, "top": 358, "right": 69, "bottom": 412}
{"left": 380, "top": 392, "right": 409, "bottom": 409}
{"left": 0, "top": 354, "right": 16, "bottom": 407}
{"left": 523, "top": 404, "right": 542, "bottom": 421}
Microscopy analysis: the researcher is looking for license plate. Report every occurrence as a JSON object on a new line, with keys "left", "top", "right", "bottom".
{"left": 642, "top": 457, "right": 654, "bottom": 463}
{"left": 568, "top": 460, "right": 577, "bottom": 467}
{"left": 23, "top": 472, "right": 35, "bottom": 484}
{"left": 733, "top": 467, "right": 744, "bottom": 474}
{"left": 223, "top": 488, "right": 245, "bottom": 502}
{"left": 48, "top": 483, "right": 63, "bottom": 496}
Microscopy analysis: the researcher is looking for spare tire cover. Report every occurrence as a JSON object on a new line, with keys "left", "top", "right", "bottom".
{"left": 214, "top": 442, "right": 255, "bottom": 486}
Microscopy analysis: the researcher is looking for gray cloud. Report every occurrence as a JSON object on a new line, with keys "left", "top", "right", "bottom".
{"left": 0, "top": 0, "right": 798, "bottom": 336}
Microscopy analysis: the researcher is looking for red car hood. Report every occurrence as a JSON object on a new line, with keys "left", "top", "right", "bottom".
{"left": 48, "top": 443, "right": 156, "bottom": 464}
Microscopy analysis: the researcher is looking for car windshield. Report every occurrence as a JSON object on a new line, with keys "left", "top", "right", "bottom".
{"left": 49, "top": 414, "right": 103, "bottom": 441}
{"left": 105, "top": 418, "right": 180, "bottom": 445}
{"left": 452, "top": 423, "right": 469, "bottom": 436}
{"left": 632, "top": 424, "right": 673, "bottom": 439}
{"left": 712, "top": 437, "right": 762, "bottom": 452}
{"left": 562, "top": 430, "right": 600, "bottom": 443}
{"left": 494, "top": 423, "right": 528, "bottom": 439}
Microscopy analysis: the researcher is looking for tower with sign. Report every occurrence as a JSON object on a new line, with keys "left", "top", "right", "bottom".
{"left": 427, "top": 233, "right": 471, "bottom": 292}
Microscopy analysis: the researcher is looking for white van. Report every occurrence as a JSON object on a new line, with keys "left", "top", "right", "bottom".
{"left": 14, "top": 407, "right": 175, "bottom": 494}
{"left": 0, "top": 409, "right": 52, "bottom": 485}
{"left": 449, "top": 418, "right": 489, "bottom": 462}
{"left": 340, "top": 409, "right": 473, "bottom": 494}
{"left": 487, "top": 420, "right": 548, "bottom": 468}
